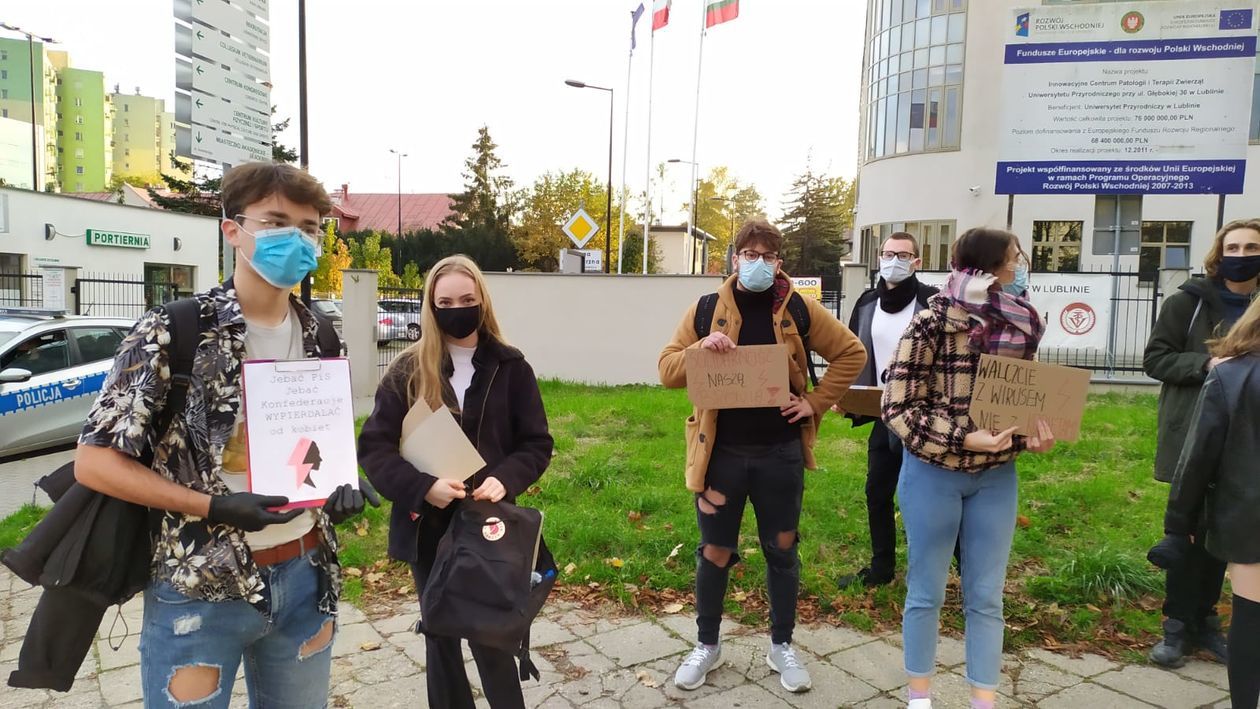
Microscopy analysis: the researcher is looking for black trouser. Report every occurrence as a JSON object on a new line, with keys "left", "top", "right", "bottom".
{"left": 411, "top": 562, "right": 524, "bottom": 708}
{"left": 694, "top": 440, "right": 804, "bottom": 646}
{"left": 1161, "top": 520, "right": 1227, "bottom": 627}
{"left": 865, "top": 420, "right": 904, "bottom": 577}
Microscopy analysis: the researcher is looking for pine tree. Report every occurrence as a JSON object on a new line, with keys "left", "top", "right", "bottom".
{"left": 779, "top": 166, "right": 855, "bottom": 276}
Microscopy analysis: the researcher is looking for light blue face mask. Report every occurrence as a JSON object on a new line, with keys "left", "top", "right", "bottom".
{"left": 1002, "top": 264, "right": 1029, "bottom": 297}
{"left": 738, "top": 258, "right": 776, "bottom": 292}
{"left": 241, "top": 225, "right": 319, "bottom": 290}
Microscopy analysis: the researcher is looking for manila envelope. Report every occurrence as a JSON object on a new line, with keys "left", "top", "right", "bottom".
{"left": 685, "top": 344, "right": 791, "bottom": 410}
{"left": 399, "top": 402, "right": 487, "bottom": 481}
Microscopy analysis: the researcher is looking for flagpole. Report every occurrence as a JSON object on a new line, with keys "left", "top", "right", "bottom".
{"left": 641, "top": 26, "right": 656, "bottom": 274}
{"left": 689, "top": 5, "right": 706, "bottom": 272}
{"left": 617, "top": 35, "right": 634, "bottom": 274}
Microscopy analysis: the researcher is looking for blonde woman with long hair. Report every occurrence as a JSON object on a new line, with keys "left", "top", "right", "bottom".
{"left": 1153, "top": 293, "right": 1260, "bottom": 709}
{"left": 358, "top": 255, "right": 553, "bottom": 709}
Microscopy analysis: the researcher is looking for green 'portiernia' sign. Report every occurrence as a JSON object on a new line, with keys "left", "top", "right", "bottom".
{"left": 86, "top": 229, "right": 150, "bottom": 249}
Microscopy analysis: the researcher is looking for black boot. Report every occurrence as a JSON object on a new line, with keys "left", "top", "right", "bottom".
{"left": 1149, "top": 619, "right": 1190, "bottom": 668}
{"left": 1194, "top": 616, "right": 1228, "bottom": 664}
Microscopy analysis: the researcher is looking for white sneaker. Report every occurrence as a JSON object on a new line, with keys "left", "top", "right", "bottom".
{"left": 907, "top": 698, "right": 933, "bottom": 709}
{"left": 674, "top": 644, "right": 723, "bottom": 690}
{"left": 766, "top": 642, "right": 812, "bottom": 692}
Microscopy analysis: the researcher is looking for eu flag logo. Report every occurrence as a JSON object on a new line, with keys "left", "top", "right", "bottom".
{"left": 1220, "top": 9, "right": 1253, "bottom": 30}
{"left": 1015, "top": 12, "right": 1030, "bottom": 37}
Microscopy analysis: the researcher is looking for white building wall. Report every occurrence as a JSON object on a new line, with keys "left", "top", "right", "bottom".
{"left": 855, "top": 0, "right": 1260, "bottom": 271}
{"left": 0, "top": 187, "right": 219, "bottom": 290}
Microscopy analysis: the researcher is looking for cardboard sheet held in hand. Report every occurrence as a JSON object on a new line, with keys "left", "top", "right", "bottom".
{"left": 684, "top": 344, "right": 791, "bottom": 410}
{"left": 837, "top": 385, "right": 884, "bottom": 418}
{"left": 399, "top": 401, "right": 487, "bottom": 481}
{"left": 968, "top": 354, "right": 1089, "bottom": 442}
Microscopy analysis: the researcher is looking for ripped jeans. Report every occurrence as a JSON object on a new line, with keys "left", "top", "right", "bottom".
{"left": 694, "top": 441, "right": 804, "bottom": 646}
{"left": 139, "top": 550, "right": 335, "bottom": 708}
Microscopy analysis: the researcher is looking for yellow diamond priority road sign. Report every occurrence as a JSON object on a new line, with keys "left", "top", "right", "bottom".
{"left": 562, "top": 208, "right": 600, "bottom": 249}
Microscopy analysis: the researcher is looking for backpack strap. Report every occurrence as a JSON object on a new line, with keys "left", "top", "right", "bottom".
{"left": 309, "top": 307, "right": 342, "bottom": 357}
{"left": 692, "top": 293, "right": 719, "bottom": 340}
{"left": 786, "top": 292, "right": 818, "bottom": 388}
{"left": 142, "top": 299, "right": 200, "bottom": 466}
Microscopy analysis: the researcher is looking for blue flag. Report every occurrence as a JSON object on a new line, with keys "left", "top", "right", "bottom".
{"left": 631, "top": 3, "right": 646, "bottom": 50}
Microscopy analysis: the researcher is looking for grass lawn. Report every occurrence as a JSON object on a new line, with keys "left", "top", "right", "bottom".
{"left": 0, "top": 384, "right": 1176, "bottom": 658}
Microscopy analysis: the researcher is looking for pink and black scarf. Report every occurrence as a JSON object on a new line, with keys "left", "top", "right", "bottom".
{"left": 944, "top": 268, "right": 1044, "bottom": 360}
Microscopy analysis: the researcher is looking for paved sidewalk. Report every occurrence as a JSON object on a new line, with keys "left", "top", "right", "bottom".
{"left": 0, "top": 565, "right": 1231, "bottom": 708}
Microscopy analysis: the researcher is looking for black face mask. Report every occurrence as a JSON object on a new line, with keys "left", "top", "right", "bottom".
{"left": 1218, "top": 255, "right": 1260, "bottom": 283}
{"left": 433, "top": 305, "right": 481, "bottom": 339}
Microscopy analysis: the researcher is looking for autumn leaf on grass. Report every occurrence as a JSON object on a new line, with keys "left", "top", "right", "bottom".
{"left": 665, "top": 543, "right": 684, "bottom": 564}
{"left": 344, "top": 567, "right": 363, "bottom": 578}
{"left": 1016, "top": 515, "right": 1031, "bottom": 529}
{"left": 355, "top": 519, "right": 370, "bottom": 537}
{"left": 662, "top": 602, "right": 685, "bottom": 614}
{"left": 732, "top": 591, "right": 748, "bottom": 602}
{"left": 627, "top": 511, "right": 643, "bottom": 522}
{"left": 563, "top": 562, "right": 578, "bottom": 575}
{"left": 365, "top": 572, "right": 385, "bottom": 584}
{"left": 605, "top": 557, "right": 625, "bottom": 569}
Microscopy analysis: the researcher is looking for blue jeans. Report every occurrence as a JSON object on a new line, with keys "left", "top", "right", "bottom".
{"left": 140, "top": 551, "right": 335, "bottom": 708}
{"left": 898, "top": 450, "right": 1017, "bottom": 691}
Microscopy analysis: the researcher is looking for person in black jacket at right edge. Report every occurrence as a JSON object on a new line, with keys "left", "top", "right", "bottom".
{"left": 835, "top": 232, "right": 938, "bottom": 588}
{"left": 1150, "top": 294, "right": 1260, "bottom": 709}
{"left": 1143, "top": 218, "right": 1260, "bottom": 668}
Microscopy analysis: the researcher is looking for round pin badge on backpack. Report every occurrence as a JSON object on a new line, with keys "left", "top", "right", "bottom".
{"left": 482, "top": 517, "right": 506, "bottom": 541}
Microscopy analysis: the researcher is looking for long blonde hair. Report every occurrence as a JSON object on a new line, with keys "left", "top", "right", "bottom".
{"left": 403, "top": 255, "right": 506, "bottom": 411}
{"left": 1209, "top": 295, "right": 1260, "bottom": 358}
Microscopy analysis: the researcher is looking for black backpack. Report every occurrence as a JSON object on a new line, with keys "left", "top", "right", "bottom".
{"left": 693, "top": 291, "right": 818, "bottom": 387}
{"left": 418, "top": 499, "right": 557, "bottom": 681}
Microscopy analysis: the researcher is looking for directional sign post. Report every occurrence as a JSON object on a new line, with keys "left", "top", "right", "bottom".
{"left": 173, "top": 0, "right": 271, "bottom": 166}
{"left": 562, "top": 208, "right": 600, "bottom": 249}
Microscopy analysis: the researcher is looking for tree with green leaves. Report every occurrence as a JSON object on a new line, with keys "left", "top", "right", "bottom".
{"left": 400, "top": 262, "right": 423, "bottom": 290}
{"left": 778, "top": 166, "right": 856, "bottom": 276}
{"left": 348, "top": 232, "right": 401, "bottom": 287}
{"left": 513, "top": 169, "right": 627, "bottom": 272}
{"left": 442, "top": 126, "right": 519, "bottom": 271}
{"left": 692, "top": 167, "right": 764, "bottom": 273}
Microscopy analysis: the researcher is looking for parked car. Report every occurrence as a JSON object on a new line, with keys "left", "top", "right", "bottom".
{"left": 0, "top": 308, "right": 135, "bottom": 459}
{"left": 310, "top": 298, "right": 343, "bottom": 336}
{"left": 377, "top": 298, "right": 423, "bottom": 346}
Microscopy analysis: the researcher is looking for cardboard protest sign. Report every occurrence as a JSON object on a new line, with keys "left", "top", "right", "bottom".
{"left": 969, "top": 354, "right": 1089, "bottom": 442}
{"left": 837, "top": 385, "right": 884, "bottom": 418}
{"left": 685, "top": 344, "right": 790, "bottom": 410}
{"left": 242, "top": 358, "right": 358, "bottom": 508}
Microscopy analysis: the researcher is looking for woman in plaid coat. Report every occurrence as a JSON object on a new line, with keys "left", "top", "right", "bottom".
{"left": 880, "top": 228, "right": 1057, "bottom": 709}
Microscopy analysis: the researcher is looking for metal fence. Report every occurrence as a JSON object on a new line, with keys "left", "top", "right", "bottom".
{"left": 0, "top": 273, "right": 44, "bottom": 308}
{"left": 376, "top": 286, "right": 424, "bottom": 374}
{"left": 74, "top": 274, "right": 190, "bottom": 319}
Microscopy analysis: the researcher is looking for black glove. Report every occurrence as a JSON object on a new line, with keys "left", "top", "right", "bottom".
{"left": 1147, "top": 533, "right": 1192, "bottom": 571}
{"left": 208, "top": 492, "right": 303, "bottom": 532}
{"left": 323, "top": 477, "right": 383, "bottom": 525}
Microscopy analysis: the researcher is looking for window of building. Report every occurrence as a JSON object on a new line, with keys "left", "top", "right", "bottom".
{"left": 1140, "top": 221, "right": 1192, "bottom": 281}
{"left": 864, "top": 0, "right": 967, "bottom": 162}
{"left": 0, "top": 70, "right": 7, "bottom": 80}
{"left": 74, "top": 148, "right": 83, "bottom": 159}
{"left": 123, "top": 118, "right": 129, "bottom": 127}
{"left": 74, "top": 115, "right": 83, "bottom": 125}
{"left": 74, "top": 182, "right": 83, "bottom": 191}
{"left": 1, "top": 50, "right": 7, "bottom": 60}
{"left": 74, "top": 131, "right": 82, "bottom": 141}
{"left": 123, "top": 133, "right": 129, "bottom": 142}
{"left": 1032, "top": 221, "right": 1082, "bottom": 272}
{"left": 1093, "top": 195, "right": 1142, "bottom": 257}
{"left": 860, "top": 219, "right": 957, "bottom": 271}
{"left": 75, "top": 166, "right": 84, "bottom": 175}
{"left": 1, "top": 89, "right": 6, "bottom": 99}
{"left": 74, "top": 97, "right": 82, "bottom": 107}
{"left": 0, "top": 109, "right": 7, "bottom": 119}
{"left": 124, "top": 148, "right": 130, "bottom": 156}
{"left": 123, "top": 104, "right": 129, "bottom": 112}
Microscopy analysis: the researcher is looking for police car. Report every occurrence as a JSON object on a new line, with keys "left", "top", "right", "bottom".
{"left": 0, "top": 308, "right": 135, "bottom": 459}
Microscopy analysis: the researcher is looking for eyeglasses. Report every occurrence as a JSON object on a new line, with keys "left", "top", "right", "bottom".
{"left": 739, "top": 249, "right": 779, "bottom": 264}
{"left": 880, "top": 250, "right": 917, "bottom": 261}
{"left": 235, "top": 215, "right": 323, "bottom": 242}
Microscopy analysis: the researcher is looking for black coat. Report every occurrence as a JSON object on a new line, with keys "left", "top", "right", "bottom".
{"left": 1143, "top": 277, "right": 1228, "bottom": 483}
{"left": 2, "top": 466, "right": 151, "bottom": 691}
{"left": 845, "top": 277, "right": 938, "bottom": 426}
{"left": 358, "top": 336, "right": 554, "bottom": 566}
{"left": 1165, "top": 353, "right": 1260, "bottom": 564}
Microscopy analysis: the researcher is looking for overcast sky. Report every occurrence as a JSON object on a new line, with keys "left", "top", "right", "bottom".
{"left": 5, "top": 1, "right": 865, "bottom": 220}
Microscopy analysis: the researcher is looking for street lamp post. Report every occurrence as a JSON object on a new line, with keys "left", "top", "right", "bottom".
{"left": 565, "top": 79, "right": 613, "bottom": 274}
{"left": 389, "top": 149, "right": 407, "bottom": 270}
{"left": 0, "top": 24, "right": 55, "bottom": 191}
{"left": 668, "top": 158, "right": 700, "bottom": 273}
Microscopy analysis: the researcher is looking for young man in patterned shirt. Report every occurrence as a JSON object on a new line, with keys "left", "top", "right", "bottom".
{"left": 76, "top": 162, "right": 373, "bottom": 708}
